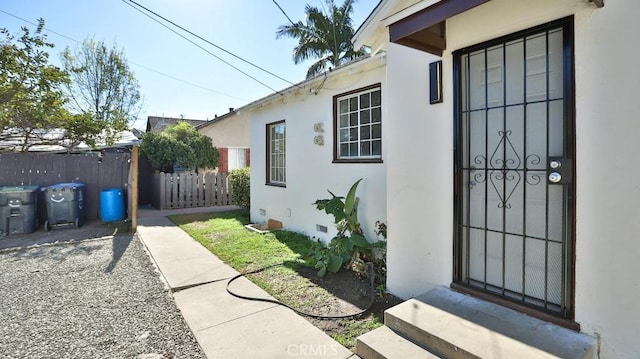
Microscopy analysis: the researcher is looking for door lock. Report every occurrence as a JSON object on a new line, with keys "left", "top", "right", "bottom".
{"left": 549, "top": 160, "right": 562, "bottom": 169}
{"left": 547, "top": 157, "right": 571, "bottom": 184}
{"left": 548, "top": 172, "right": 562, "bottom": 183}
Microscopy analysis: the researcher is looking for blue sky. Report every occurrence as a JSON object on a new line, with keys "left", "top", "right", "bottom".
{"left": 0, "top": 0, "right": 379, "bottom": 130}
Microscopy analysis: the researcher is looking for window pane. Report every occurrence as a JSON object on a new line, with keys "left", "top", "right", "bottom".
{"left": 371, "top": 90, "right": 381, "bottom": 106}
{"left": 360, "top": 93, "right": 370, "bottom": 108}
{"left": 340, "top": 143, "right": 349, "bottom": 157}
{"left": 372, "top": 124, "right": 381, "bottom": 139}
{"left": 340, "top": 129, "right": 349, "bottom": 141}
{"left": 361, "top": 125, "right": 371, "bottom": 140}
{"left": 361, "top": 141, "right": 371, "bottom": 156}
{"left": 371, "top": 108, "right": 381, "bottom": 123}
{"left": 350, "top": 112, "right": 358, "bottom": 126}
{"left": 349, "top": 143, "right": 358, "bottom": 156}
{"left": 340, "top": 114, "right": 349, "bottom": 128}
{"left": 349, "top": 127, "right": 359, "bottom": 141}
{"left": 360, "top": 109, "right": 370, "bottom": 124}
{"left": 349, "top": 97, "right": 358, "bottom": 111}
{"left": 339, "top": 99, "right": 348, "bottom": 113}
{"left": 372, "top": 140, "right": 381, "bottom": 155}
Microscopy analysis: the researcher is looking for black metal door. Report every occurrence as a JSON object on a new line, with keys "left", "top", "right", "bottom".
{"left": 454, "top": 18, "right": 574, "bottom": 317}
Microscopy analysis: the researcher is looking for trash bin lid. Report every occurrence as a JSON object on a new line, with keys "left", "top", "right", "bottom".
{"left": 0, "top": 186, "right": 39, "bottom": 193}
{"left": 47, "top": 183, "right": 85, "bottom": 190}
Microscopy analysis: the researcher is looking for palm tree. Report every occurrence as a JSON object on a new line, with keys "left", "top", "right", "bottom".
{"left": 276, "top": 0, "right": 366, "bottom": 79}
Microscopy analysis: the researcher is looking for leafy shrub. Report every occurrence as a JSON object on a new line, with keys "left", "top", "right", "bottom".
{"left": 312, "top": 179, "right": 371, "bottom": 277}
{"left": 139, "top": 122, "right": 218, "bottom": 172}
{"left": 228, "top": 167, "right": 250, "bottom": 210}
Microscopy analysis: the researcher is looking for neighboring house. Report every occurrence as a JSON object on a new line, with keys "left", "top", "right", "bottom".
{"left": 0, "top": 128, "right": 139, "bottom": 152}
{"left": 244, "top": 0, "right": 638, "bottom": 357}
{"left": 196, "top": 109, "right": 250, "bottom": 174}
{"left": 145, "top": 116, "right": 206, "bottom": 133}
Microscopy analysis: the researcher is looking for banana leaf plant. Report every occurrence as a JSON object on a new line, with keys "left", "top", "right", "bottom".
{"left": 312, "top": 179, "right": 371, "bottom": 276}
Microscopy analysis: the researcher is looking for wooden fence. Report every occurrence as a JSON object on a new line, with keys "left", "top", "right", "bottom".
{"left": 152, "top": 171, "right": 234, "bottom": 209}
{"left": 0, "top": 151, "right": 131, "bottom": 221}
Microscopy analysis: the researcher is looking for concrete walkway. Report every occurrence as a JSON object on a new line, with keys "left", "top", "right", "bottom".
{"left": 136, "top": 207, "right": 357, "bottom": 359}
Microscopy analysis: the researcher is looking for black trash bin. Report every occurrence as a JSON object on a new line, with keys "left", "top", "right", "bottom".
{"left": 43, "top": 183, "right": 85, "bottom": 230}
{"left": 0, "top": 186, "right": 39, "bottom": 236}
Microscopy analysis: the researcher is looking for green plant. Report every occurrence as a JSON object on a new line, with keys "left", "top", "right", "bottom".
{"left": 312, "top": 179, "right": 371, "bottom": 277}
{"left": 228, "top": 167, "right": 250, "bottom": 210}
{"left": 139, "top": 122, "right": 219, "bottom": 172}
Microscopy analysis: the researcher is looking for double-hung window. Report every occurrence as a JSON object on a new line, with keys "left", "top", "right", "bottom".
{"left": 334, "top": 84, "right": 382, "bottom": 162}
{"left": 266, "top": 121, "right": 286, "bottom": 186}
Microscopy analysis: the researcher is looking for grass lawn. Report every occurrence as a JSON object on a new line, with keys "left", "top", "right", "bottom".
{"left": 169, "top": 210, "right": 401, "bottom": 351}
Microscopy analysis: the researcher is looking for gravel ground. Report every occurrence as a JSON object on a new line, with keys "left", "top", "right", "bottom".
{"left": 0, "top": 234, "right": 205, "bottom": 359}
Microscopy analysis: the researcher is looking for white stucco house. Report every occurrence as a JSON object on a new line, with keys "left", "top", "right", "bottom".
{"left": 244, "top": 54, "right": 388, "bottom": 241}
{"left": 245, "top": 0, "right": 639, "bottom": 357}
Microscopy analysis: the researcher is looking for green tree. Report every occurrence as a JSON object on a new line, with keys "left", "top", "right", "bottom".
{"left": 61, "top": 38, "right": 142, "bottom": 144}
{"left": 276, "top": 0, "right": 365, "bottom": 78}
{"left": 0, "top": 19, "right": 71, "bottom": 151}
{"left": 139, "top": 122, "right": 219, "bottom": 172}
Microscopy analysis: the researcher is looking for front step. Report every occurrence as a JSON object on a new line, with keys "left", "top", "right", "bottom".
{"left": 357, "top": 325, "right": 441, "bottom": 359}
{"left": 376, "top": 287, "right": 596, "bottom": 359}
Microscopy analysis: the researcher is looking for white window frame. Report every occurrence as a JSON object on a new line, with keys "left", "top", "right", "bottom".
{"left": 334, "top": 84, "right": 382, "bottom": 162}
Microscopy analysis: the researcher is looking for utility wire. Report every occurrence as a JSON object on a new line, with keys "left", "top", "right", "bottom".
{"left": 122, "top": 0, "right": 283, "bottom": 95}
{"left": 271, "top": 0, "right": 296, "bottom": 26}
{"left": 125, "top": 0, "right": 301, "bottom": 90}
{"left": 0, "top": 8, "right": 244, "bottom": 100}
{"left": 131, "top": 62, "right": 247, "bottom": 100}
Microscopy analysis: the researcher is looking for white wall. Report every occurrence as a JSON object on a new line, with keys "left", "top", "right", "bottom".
{"left": 383, "top": 0, "right": 640, "bottom": 357}
{"left": 248, "top": 59, "right": 387, "bottom": 244}
{"left": 385, "top": 42, "right": 453, "bottom": 298}
{"left": 572, "top": 1, "right": 640, "bottom": 357}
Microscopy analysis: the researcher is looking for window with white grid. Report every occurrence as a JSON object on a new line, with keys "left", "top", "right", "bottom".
{"left": 267, "top": 121, "right": 285, "bottom": 185}
{"left": 334, "top": 85, "right": 382, "bottom": 161}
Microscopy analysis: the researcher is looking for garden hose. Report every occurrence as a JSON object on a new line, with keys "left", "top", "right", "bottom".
{"left": 225, "top": 262, "right": 376, "bottom": 320}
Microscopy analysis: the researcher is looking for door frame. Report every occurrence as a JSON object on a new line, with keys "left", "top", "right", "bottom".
{"left": 451, "top": 16, "right": 577, "bottom": 329}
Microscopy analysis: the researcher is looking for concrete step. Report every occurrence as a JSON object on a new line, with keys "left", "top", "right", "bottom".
{"left": 383, "top": 287, "right": 596, "bottom": 359}
{"left": 357, "top": 325, "right": 441, "bottom": 359}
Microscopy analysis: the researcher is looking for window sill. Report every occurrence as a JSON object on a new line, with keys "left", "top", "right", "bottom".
{"left": 265, "top": 183, "right": 286, "bottom": 188}
{"left": 332, "top": 158, "right": 383, "bottom": 164}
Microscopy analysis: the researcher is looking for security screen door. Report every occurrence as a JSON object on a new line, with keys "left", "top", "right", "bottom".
{"left": 454, "top": 18, "right": 574, "bottom": 317}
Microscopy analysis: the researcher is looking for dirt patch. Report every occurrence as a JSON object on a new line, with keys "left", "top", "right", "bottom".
{"left": 0, "top": 219, "right": 125, "bottom": 251}
{"left": 247, "top": 264, "right": 403, "bottom": 351}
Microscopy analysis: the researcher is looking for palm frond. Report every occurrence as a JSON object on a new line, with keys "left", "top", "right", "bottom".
{"left": 275, "top": 0, "right": 364, "bottom": 78}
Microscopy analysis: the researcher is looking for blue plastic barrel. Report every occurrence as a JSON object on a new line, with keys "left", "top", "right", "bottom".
{"left": 100, "top": 188, "right": 125, "bottom": 222}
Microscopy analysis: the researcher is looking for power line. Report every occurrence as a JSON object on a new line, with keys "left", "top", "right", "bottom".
{"left": 130, "top": 63, "right": 247, "bottom": 101}
{"left": 0, "top": 8, "right": 244, "bottom": 100}
{"left": 122, "top": 0, "right": 283, "bottom": 95}
{"left": 272, "top": 0, "right": 296, "bottom": 26}
{"left": 125, "top": 0, "right": 301, "bottom": 90}
{"left": 0, "top": 9, "right": 79, "bottom": 43}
